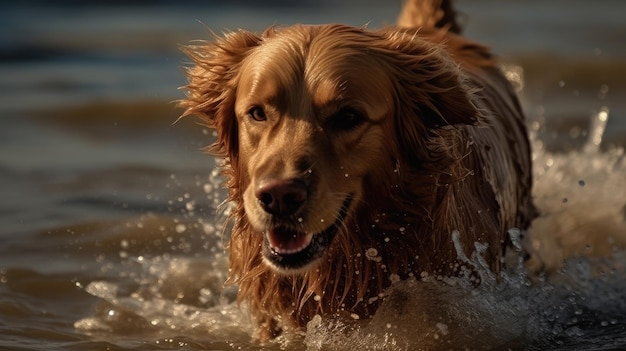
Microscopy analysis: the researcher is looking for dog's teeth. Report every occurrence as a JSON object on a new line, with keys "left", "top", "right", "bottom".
{"left": 267, "top": 229, "right": 313, "bottom": 255}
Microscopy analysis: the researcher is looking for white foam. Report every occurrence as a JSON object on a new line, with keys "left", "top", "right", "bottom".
{"left": 302, "top": 106, "right": 626, "bottom": 350}
{"left": 75, "top": 97, "right": 626, "bottom": 350}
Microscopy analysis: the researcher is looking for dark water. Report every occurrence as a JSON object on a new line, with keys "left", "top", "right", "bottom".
{"left": 1, "top": 1, "right": 625, "bottom": 350}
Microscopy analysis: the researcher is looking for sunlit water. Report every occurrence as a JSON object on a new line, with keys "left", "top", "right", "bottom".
{"left": 1, "top": 2, "right": 626, "bottom": 350}
{"left": 66, "top": 107, "right": 625, "bottom": 351}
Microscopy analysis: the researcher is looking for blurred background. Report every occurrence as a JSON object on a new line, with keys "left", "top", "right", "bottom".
{"left": 0, "top": 1, "right": 624, "bottom": 350}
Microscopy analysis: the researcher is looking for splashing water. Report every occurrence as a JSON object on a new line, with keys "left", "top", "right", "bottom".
{"left": 529, "top": 106, "right": 626, "bottom": 274}
{"left": 303, "top": 107, "right": 626, "bottom": 350}
{"left": 76, "top": 93, "right": 626, "bottom": 350}
{"left": 75, "top": 256, "right": 252, "bottom": 342}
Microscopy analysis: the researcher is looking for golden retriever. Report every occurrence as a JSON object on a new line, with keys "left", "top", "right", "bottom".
{"left": 180, "top": 0, "right": 535, "bottom": 341}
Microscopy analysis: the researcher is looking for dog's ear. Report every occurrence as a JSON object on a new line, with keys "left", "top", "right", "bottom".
{"left": 179, "top": 30, "right": 261, "bottom": 158}
{"left": 384, "top": 30, "right": 481, "bottom": 128}
{"left": 378, "top": 30, "right": 483, "bottom": 163}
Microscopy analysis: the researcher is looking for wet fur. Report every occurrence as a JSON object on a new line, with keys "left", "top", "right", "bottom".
{"left": 180, "top": 0, "right": 535, "bottom": 341}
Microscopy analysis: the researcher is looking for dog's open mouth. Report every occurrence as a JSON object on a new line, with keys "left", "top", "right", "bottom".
{"left": 267, "top": 227, "right": 314, "bottom": 255}
{"left": 262, "top": 195, "right": 353, "bottom": 271}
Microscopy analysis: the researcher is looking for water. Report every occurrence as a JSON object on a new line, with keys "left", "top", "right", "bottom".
{"left": 1, "top": 1, "right": 625, "bottom": 350}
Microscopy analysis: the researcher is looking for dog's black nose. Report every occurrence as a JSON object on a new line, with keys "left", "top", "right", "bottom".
{"left": 255, "top": 179, "right": 307, "bottom": 216}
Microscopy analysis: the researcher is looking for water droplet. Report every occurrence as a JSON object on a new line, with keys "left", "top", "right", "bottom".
{"left": 185, "top": 201, "right": 196, "bottom": 211}
{"left": 569, "top": 126, "right": 582, "bottom": 139}
{"left": 507, "top": 228, "right": 523, "bottom": 251}
{"left": 365, "top": 248, "right": 382, "bottom": 262}
{"left": 203, "top": 184, "right": 213, "bottom": 193}
{"left": 598, "top": 108, "right": 608, "bottom": 122}
{"left": 366, "top": 247, "right": 378, "bottom": 258}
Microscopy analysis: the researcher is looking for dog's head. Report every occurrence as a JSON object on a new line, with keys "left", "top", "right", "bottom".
{"left": 181, "top": 24, "right": 479, "bottom": 274}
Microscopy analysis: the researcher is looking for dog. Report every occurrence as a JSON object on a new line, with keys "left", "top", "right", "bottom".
{"left": 179, "top": 0, "right": 535, "bottom": 341}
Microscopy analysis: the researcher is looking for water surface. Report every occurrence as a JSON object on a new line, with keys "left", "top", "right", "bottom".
{"left": 1, "top": 1, "right": 625, "bottom": 350}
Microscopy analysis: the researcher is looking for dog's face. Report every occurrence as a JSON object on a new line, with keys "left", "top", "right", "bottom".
{"left": 234, "top": 27, "right": 398, "bottom": 273}
{"left": 182, "top": 24, "right": 479, "bottom": 274}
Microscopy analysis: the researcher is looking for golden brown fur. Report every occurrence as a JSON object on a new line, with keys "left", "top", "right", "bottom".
{"left": 179, "top": 0, "right": 535, "bottom": 341}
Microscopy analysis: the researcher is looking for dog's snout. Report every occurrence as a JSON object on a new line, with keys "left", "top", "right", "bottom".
{"left": 256, "top": 179, "right": 307, "bottom": 216}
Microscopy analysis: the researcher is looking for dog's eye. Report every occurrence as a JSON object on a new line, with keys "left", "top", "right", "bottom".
{"left": 247, "top": 106, "right": 267, "bottom": 122}
{"left": 328, "top": 108, "right": 366, "bottom": 131}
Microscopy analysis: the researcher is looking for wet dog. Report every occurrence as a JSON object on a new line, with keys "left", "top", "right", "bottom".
{"left": 180, "top": 0, "right": 535, "bottom": 340}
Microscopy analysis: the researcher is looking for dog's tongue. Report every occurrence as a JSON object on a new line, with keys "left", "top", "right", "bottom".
{"left": 267, "top": 227, "right": 313, "bottom": 255}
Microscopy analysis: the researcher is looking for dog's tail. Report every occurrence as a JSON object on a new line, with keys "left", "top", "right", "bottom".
{"left": 397, "top": 0, "right": 461, "bottom": 33}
